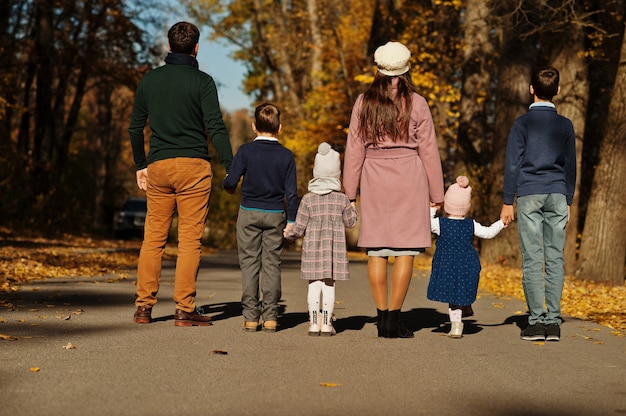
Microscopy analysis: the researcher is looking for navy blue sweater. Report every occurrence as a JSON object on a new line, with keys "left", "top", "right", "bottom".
{"left": 222, "top": 138, "right": 299, "bottom": 222}
{"left": 503, "top": 104, "right": 576, "bottom": 205}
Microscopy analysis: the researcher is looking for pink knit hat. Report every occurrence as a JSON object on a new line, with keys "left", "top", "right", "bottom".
{"left": 444, "top": 176, "right": 472, "bottom": 216}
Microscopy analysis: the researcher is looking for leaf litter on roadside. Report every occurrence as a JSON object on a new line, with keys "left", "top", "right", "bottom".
{"left": 1, "top": 234, "right": 624, "bottom": 336}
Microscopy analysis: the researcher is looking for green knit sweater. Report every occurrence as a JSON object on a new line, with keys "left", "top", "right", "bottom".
{"left": 128, "top": 56, "right": 233, "bottom": 172}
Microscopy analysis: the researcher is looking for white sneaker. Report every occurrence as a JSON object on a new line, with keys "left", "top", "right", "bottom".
{"left": 448, "top": 322, "right": 463, "bottom": 338}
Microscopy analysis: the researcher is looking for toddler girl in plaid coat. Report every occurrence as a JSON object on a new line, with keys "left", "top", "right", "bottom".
{"left": 284, "top": 142, "right": 358, "bottom": 336}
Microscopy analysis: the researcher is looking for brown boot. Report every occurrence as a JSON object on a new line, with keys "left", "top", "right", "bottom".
{"left": 134, "top": 306, "right": 152, "bottom": 324}
{"left": 174, "top": 308, "right": 212, "bottom": 327}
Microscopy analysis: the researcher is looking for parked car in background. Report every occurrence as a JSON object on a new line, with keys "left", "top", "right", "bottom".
{"left": 113, "top": 197, "right": 147, "bottom": 239}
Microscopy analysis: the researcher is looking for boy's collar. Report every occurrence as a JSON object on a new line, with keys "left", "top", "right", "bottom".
{"left": 253, "top": 136, "right": 279, "bottom": 142}
{"left": 529, "top": 102, "right": 555, "bottom": 109}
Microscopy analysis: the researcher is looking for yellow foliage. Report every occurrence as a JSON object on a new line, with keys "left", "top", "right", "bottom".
{"left": 479, "top": 263, "right": 626, "bottom": 335}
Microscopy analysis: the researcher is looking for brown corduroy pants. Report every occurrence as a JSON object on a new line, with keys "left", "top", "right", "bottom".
{"left": 135, "top": 158, "right": 212, "bottom": 312}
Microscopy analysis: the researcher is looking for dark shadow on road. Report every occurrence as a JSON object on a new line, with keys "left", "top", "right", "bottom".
{"left": 403, "top": 307, "right": 448, "bottom": 333}
{"left": 277, "top": 311, "right": 309, "bottom": 331}
{"left": 335, "top": 315, "right": 369, "bottom": 333}
{"left": 197, "top": 301, "right": 241, "bottom": 322}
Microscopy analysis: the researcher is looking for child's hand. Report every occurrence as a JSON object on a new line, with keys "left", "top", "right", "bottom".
{"left": 430, "top": 202, "right": 441, "bottom": 211}
{"left": 283, "top": 223, "right": 294, "bottom": 239}
{"left": 500, "top": 204, "right": 514, "bottom": 226}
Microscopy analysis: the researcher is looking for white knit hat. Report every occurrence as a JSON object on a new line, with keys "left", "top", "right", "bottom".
{"left": 374, "top": 41, "right": 411, "bottom": 76}
{"left": 313, "top": 142, "right": 341, "bottom": 179}
{"left": 444, "top": 176, "right": 472, "bottom": 216}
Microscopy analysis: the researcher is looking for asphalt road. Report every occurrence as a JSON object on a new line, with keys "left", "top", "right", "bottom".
{"left": 1, "top": 250, "right": 624, "bottom": 416}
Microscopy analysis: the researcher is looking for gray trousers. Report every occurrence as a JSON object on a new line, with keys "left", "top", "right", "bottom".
{"left": 237, "top": 208, "right": 286, "bottom": 322}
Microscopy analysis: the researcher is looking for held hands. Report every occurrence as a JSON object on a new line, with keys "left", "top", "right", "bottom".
{"left": 283, "top": 222, "right": 294, "bottom": 239}
{"left": 136, "top": 168, "right": 148, "bottom": 191}
{"left": 500, "top": 204, "right": 514, "bottom": 226}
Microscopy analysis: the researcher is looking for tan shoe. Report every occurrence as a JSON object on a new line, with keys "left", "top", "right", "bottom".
{"left": 243, "top": 321, "right": 259, "bottom": 332}
{"left": 262, "top": 320, "right": 277, "bottom": 332}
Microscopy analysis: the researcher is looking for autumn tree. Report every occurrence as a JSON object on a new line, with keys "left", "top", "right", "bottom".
{"left": 576, "top": 20, "right": 626, "bottom": 285}
{"left": 0, "top": 0, "right": 164, "bottom": 231}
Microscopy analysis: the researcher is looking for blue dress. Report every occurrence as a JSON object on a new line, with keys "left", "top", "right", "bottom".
{"left": 427, "top": 218, "right": 481, "bottom": 306}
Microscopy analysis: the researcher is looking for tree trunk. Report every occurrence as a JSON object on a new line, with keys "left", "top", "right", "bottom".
{"left": 551, "top": 30, "right": 588, "bottom": 275}
{"left": 33, "top": 0, "right": 55, "bottom": 185}
{"left": 306, "top": 0, "right": 323, "bottom": 90}
{"left": 480, "top": 40, "right": 535, "bottom": 266}
{"left": 576, "top": 24, "right": 626, "bottom": 286}
{"left": 458, "top": 0, "right": 493, "bottom": 214}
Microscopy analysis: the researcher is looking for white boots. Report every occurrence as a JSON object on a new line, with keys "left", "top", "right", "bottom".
{"left": 448, "top": 322, "right": 464, "bottom": 338}
{"left": 308, "top": 310, "right": 320, "bottom": 336}
{"left": 321, "top": 310, "right": 336, "bottom": 336}
{"left": 308, "top": 309, "right": 336, "bottom": 336}
{"left": 308, "top": 280, "right": 336, "bottom": 336}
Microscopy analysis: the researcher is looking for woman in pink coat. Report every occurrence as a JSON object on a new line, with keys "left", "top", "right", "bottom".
{"left": 343, "top": 41, "right": 444, "bottom": 338}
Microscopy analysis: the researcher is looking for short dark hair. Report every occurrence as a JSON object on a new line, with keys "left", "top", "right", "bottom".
{"left": 254, "top": 103, "right": 281, "bottom": 135}
{"left": 531, "top": 66, "right": 560, "bottom": 100}
{"left": 168, "top": 22, "right": 200, "bottom": 54}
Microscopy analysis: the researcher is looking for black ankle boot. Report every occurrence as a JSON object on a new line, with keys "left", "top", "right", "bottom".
{"left": 385, "top": 310, "right": 399, "bottom": 338}
{"left": 388, "top": 310, "right": 414, "bottom": 338}
{"left": 377, "top": 309, "right": 388, "bottom": 337}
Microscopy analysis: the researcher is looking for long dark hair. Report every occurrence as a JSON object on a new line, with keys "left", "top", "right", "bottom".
{"left": 358, "top": 72, "right": 417, "bottom": 144}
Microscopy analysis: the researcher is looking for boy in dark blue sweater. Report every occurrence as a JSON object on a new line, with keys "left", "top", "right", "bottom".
{"left": 223, "top": 103, "right": 298, "bottom": 332}
{"left": 500, "top": 66, "right": 576, "bottom": 342}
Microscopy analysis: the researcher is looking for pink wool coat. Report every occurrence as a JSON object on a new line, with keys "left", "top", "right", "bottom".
{"left": 343, "top": 91, "right": 444, "bottom": 249}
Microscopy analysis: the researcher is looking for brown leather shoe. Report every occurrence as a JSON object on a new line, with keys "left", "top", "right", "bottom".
{"left": 174, "top": 308, "right": 212, "bottom": 327}
{"left": 134, "top": 306, "right": 152, "bottom": 324}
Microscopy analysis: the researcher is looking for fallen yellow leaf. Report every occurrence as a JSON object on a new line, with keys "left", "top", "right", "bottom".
{"left": 30, "top": 367, "right": 40, "bottom": 372}
{"left": 319, "top": 382, "right": 339, "bottom": 387}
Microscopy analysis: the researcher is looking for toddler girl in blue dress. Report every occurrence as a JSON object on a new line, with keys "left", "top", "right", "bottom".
{"left": 428, "top": 176, "right": 506, "bottom": 338}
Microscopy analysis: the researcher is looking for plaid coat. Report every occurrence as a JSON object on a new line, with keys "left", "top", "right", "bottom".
{"left": 287, "top": 191, "right": 358, "bottom": 280}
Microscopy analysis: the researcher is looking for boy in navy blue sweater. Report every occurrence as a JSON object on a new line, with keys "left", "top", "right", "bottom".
{"left": 223, "top": 103, "right": 298, "bottom": 332}
{"left": 500, "top": 66, "right": 576, "bottom": 342}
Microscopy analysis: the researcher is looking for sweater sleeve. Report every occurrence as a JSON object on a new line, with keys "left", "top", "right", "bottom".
{"left": 284, "top": 154, "right": 299, "bottom": 222}
{"left": 430, "top": 207, "right": 441, "bottom": 235}
{"left": 128, "top": 84, "right": 149, "bottom": 170}
{"left": 222, "top": 146, "right": 245, "bottom": 191}
{"left": 201, "top": 76, "right": 233, "bottom": 172}
{"left": 503, "top": 119, "right": 525, "bottom": 205}
{"left": 473, "top": 219, "right": 505, "bottom": 239}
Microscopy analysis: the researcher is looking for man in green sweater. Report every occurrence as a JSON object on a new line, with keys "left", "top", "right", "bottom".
{"left": 128, "top": 21, "right": 233, "bottom": 326}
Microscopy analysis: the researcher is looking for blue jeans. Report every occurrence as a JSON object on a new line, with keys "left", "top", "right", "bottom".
{"left": 517, "top": 194, "right": 568, "bottom": 325}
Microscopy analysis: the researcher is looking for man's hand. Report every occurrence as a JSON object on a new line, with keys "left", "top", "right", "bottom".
{"left": 136, "top": 168, "right": 148, "bottom": 191}
{"left": 500, "top": 204, "right": 514, "bottom": 226}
